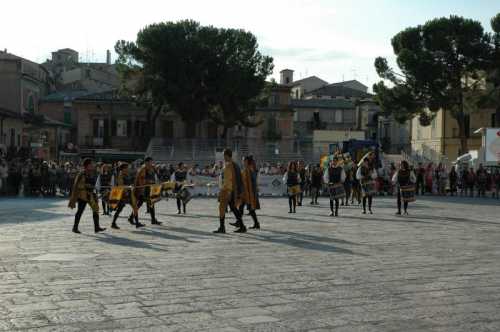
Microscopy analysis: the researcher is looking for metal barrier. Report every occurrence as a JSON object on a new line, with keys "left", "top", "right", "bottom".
{"left": 146, "top": 138, "right": 347, "bottom": 164}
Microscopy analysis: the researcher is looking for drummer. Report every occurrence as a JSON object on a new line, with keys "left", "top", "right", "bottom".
{"left": 356, "top": 158, "right": 377, "bottom": 214}
{"left": 111, "top": 162, "right": 145, "bottom": 229}
{"left": 323, "top": 157, "right": 346, "bottom": 217}
{"left": 171, "top": 162, "right": 191, "bottom": 214}
{"left": 283, "top": 161, "right": 301, "bottom": 214}
{"left": 392, "top": 160, "right": 416, "bottom": 215}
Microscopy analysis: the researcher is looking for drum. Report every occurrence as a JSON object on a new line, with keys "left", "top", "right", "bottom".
{"left": 177, "top": 186, "right": 193, "bottom": 205}
{"left": 162, "top": 181, "right": 176, "bottom": 191}
{"left": 329, "top": 183, "right": 346, "bottom": 200}
{"left": 149, "top": 184, "right": 162, "bottom": 204}
{"left": 288, "top": 185, "right": 301, "bottom": 196}
{"left": 400, "top": 184, "right": 416, "bottom": 202}
{"left": 361, "top": 180, "right": 376, "bottom": 197}
{"left": 108, "top": 186, "right": 125, "bottom": 210}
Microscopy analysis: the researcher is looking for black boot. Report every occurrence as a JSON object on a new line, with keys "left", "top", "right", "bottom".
{"left": 250, "top": 222, "right": 260, "bottom": 229}
{"left": 249, "top": 211, "right": 260, "bottom": 229}
{"left": 134, "top": 215, "right": 145, "bottom": 228}
{"left": 128, "top": 215, "right": 135, "bottom": 225}
{"left": 235, "top": 225, "right": 247, "bottom": 233}
{"left": 214, "top": 219, "right": 226, "bottom": 233}
{"left": 111, "top": 222, "right": 120, "bottom": 230}
{"left": 150, "top": 207, "right": 162, "bottom": 225}
{"left": 72, "top": 218, "right": 80, "bottom": 234}
{"left": 93, "top": 212, "right": 106, "bottom": 233}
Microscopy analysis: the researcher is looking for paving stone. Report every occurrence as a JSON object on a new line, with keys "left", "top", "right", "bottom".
{"left": 237, "top": 315, "right": 280, "bottom": 324}
{"left": 0, "top": 196, "right": 499, "bottom": 331}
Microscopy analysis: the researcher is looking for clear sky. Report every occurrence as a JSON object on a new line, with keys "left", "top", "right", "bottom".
{"left": 1, "top": 0, "right": 499, "bottom": 91}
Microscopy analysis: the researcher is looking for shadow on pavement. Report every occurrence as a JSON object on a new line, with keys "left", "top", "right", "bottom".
{"left": 415, "top": 196, "right": 500, "bottom": 206}
{"left": 242, "top": 229, "right": 367, "bottom": 256}
{"left": 88, "top": 233, "right": 169, "bottom": 252}
{"left": 132, "top": 228, "right": 199, "bottom": 243}
{"left": 0, "top": 198, "right": 72, "bottom": 225}
{"left": 165, "top": 226, "right": 219, "bottom": 238}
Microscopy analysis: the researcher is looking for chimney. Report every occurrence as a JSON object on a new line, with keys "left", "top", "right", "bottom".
{"left": 280, "top": 69, "right": 294, "bottom": 85}
{"left": 106, "top": 50, "right": 111, "bottom": 65}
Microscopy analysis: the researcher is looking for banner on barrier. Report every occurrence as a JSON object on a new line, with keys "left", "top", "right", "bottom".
{"left": 189, "top": 175, "right": 285, "bottom": 196}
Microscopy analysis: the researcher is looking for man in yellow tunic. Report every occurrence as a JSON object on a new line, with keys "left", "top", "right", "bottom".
{"left": 240, "top": 155, "right": 260, "bottom": 229}
{"left": 130, "top": 157, "right": 162, "bottom": 225}
{"left": 214, "top": 149, "right": 245, "bottom": 234}
{"left": 68, "top": 158, "right": 106, "bottom": 234}
{"left": 110, "top": 162, "right": 144, "bottom": 229}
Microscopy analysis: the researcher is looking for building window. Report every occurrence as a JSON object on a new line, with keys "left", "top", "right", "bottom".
{"left": 116, "top": 120, "right": 127, "bottom": 137}
{"left": 64, "top": 108, "right": 71, "bottom": 124}
{"left": 93, "top": 119, "right": 106, "bottom": 138}
{"left": 335, "top": 110, "right": 343, "bottom": 123}
{"left": 27, "top": 95, "right": 35, "bottom": 114}
{"left": 492, "top": 114, "right": 496, "bottom": 127}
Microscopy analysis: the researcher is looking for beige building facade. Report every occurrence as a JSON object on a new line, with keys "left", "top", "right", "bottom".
{"left": 411, "top": 108, "right": 497, "bottom": 162}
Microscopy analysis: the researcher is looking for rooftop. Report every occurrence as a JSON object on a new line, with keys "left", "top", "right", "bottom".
{"left": 291, "top": 98, "right": 355, "bottom": 109}
{"left": 307, "top": 84, "right": 372, "bottom": 99}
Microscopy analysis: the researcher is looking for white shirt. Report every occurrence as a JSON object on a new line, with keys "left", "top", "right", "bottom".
{"left": 356, "top": 167, "right": 377, "bottom": 181}
{"left": 323, "top": 167, "right": 346, "bottom": 184}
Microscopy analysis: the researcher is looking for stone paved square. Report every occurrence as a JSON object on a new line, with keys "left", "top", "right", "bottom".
{"left": 0, "top": 196, "right": 499, "bottom": 331}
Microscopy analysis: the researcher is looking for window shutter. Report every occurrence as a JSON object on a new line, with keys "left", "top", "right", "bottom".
{"left": 135, "top": 120, "right": 140, "bottom": 137}
{"left": 127, "top": 120, "right": 132, "bottom": 137}
{"left": 93, "top": 119, "right": 99, "bottom": 137}
{"left": 104, "top": 119, "right": 109, "bottom": 139}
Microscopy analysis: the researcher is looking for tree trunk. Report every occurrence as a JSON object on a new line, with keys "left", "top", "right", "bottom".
{"left": 496, "top": 105, "right": 500, "bottom": 128}
{"left": 456, "top": 115, "right": 468, "bottom": 156}
{"left": 221, "top": 127, "right": 228, "bottom": 140}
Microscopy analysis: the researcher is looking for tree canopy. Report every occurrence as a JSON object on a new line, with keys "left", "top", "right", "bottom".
{"left": 373, "top": 15, "right": 493, "bottom": 154}
{"left": 115, "top": 20, "right": 273, "bottom": 139}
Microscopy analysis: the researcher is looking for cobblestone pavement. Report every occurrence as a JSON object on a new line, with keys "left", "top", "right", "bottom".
{"left": 0, "top": 195, "right": 499, "bottom": 331}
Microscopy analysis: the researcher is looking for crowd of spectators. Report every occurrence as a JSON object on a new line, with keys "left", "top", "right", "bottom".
{"left": 1, "top": 148, "right": 499, "bottom": 199}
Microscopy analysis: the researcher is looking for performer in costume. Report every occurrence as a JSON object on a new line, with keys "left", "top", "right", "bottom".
{"left": 214, "top": 149, "right": 245, "bottom": 234}
{"left": 351, "top": 164, "right": 362, "bottom": 205}
{"left": 170, "top": 162, "right": 190, "bottom": 214}
{"left": 111, "top": 163, "right": 145, "bottom": 229}
{"left": 324, "top": 158, "right": 346, "bottom": 216}
{"left": 96, "top": 164, "right": 112, "bottom": 216}
{"left": 129, "top": 157, "right": 162, "bottom": 225}
{"left": 356, "top": 158, "right": 377, "bottom": 214}
{"left": 309, "top": 164, "right": 323, "bottom": 205}
{"left": 342, "top": 165, "right": 353, "bottom": 207}
{"left": 68, "top": 158, "right": 106, "bottom": 234}
{"left": 392, "top": 160, "right": 416, "bottom": 215}
{"left": 240, "top": 155, "right": 260, "bottom": 229}
{"left": 297, "top": 161, "right": 306, "bottom": 206}
{"left": 283, "top": 161, "right": 301, "bottom": 213}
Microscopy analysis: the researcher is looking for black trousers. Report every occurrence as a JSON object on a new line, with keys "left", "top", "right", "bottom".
{"left": 130, "top": 194, "right": 156, "bottom": 223}
{"left": 176, "top": 197, "right": 187, "bottom": 213}
{"left": 362, "top": 195, "right": 373, "bottom": 212}
{"left": 74, "top": 199, "right": 100, "bottom": 231}
{"left": 416, "top": 178, "right": 424, "bottom": 195}
{"left": 113, "top": 201, "right": 138, "bottom": 225}
{"left": 288, "top": 195, "right": 297, "bottom": 212}
{"left": 330, "top": 198, "right": 339, "bottom": 214}
{"left": 239, "top": 204, "right": 258, "bottom": 225}
{"left": 310, "top": 186, "right": 320, "bottom": 203}
{"left": 397, "top": 191, "right": 408, "bottom": 213}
